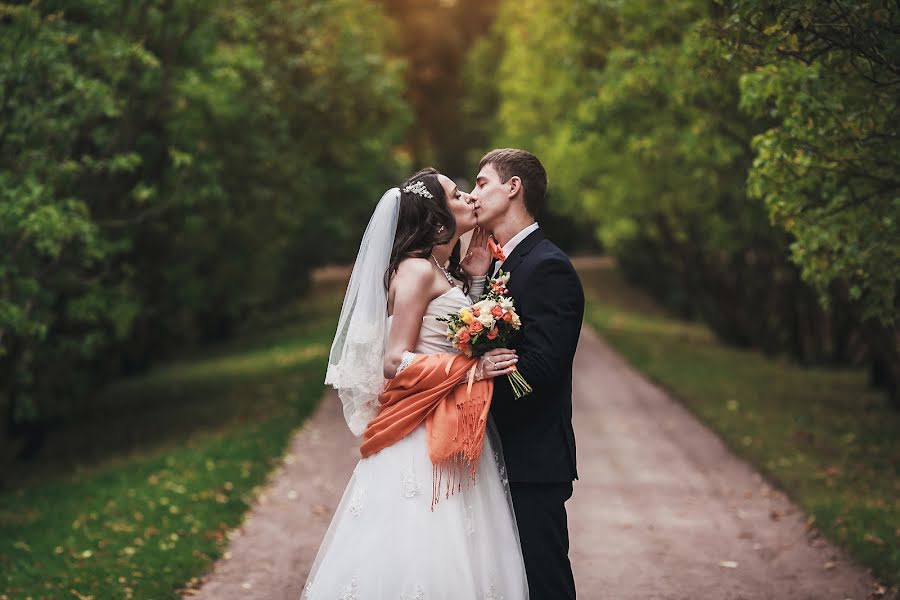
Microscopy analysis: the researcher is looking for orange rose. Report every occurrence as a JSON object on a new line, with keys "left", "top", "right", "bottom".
{"left": 487, "top": 327, "right": 499, "bottom": 340}
{"left": 473, "top": 308, "right": 480, "bottom": 317}
{"left": 469, "top": 321, "right": 483, "bottom": 334}
{"left": 491, "top": 305, "right": 503, "bottom": 317}
{"left": 502, "top": 311, "right": 512, "bottom": 322}
{"left": 458, "top": 329, "right": 471, "bottom": 343}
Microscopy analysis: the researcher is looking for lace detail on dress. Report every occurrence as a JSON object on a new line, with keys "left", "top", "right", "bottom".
{"left": 349, "top": 487, "right": 367, "bottom": 516}
{"left": 463, "top": 502, "right": 475, "bottom": 536}
{"left": 400, "top": 585, "right": 425, "bottom": 600}
{"left": 345, "top": 397, "right": 380, "bottom": 436}
{"left": 396, "top": 351, "right": 416, "bottom": 376}
{"left": 484, "top": 582, "right": 504, "bottom": 600}
{"left": 494, "top": 451, "right": 509, "bottom": 487}
{"left": 400, "top": 466, "right": 420, "bottom": 498}
{"left": 302, "top": 573, "right": 316, "bottom": 598}
{"left": 338, "top": 575, "right": 360, "bottom": 600}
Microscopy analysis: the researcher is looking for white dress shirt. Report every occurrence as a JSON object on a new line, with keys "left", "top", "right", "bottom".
{"left": 493, "top": 222, "right": 540, "bottom": 276}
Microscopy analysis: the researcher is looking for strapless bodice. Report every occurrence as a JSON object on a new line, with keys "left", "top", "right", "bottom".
{"left": 387, "top": 285, "right": 470, "bottom": 355}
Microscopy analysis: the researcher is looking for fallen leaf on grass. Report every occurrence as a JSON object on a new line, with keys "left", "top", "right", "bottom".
{"left": 863, "top": 533, "right": 885, "bottom": 546}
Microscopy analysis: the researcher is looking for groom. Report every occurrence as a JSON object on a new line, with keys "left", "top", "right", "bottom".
{"left": 468, "top": 148, "right": 584, "bottom": 599}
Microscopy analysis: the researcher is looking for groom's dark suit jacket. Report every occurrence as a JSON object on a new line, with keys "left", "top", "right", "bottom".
{"left": 491, "top": 228, "right": 583, "bottom": 483}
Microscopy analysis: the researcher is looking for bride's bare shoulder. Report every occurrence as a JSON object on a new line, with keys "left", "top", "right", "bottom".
{"left": 392, "top": 257, "right": 434, "bottom": 288}
{"left": 395, "top": 256, "right": 432, "bottom": 276}
{"left": 387, "top": 257, "right": 440, "bottom": 310}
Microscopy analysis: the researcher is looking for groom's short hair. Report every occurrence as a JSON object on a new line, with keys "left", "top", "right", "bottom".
{"left": 479, "top": 148, "right": 548, "bottom": 217}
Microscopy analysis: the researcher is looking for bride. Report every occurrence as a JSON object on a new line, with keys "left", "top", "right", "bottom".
{"left": 302, "top": 168, "right": 529, "bottom": 599}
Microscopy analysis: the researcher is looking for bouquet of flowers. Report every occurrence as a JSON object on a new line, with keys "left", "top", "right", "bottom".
{"left": 438, "top": 270, "right": 532, "bottom": 399}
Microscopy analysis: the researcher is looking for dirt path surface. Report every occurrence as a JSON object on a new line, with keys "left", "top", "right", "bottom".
{"left": 186, "top": 326, "right": 888, "bottom": 600}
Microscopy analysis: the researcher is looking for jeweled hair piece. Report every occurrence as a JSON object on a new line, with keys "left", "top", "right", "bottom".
{"left": 402, "top": 180, "right": 434, "bottom": 199}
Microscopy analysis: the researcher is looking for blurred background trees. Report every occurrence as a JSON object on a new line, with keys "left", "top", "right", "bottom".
{"left": 0, "top": 0, "right": 409, "bottom": 456}
{"left": 1, "top": 0, "right": 897, "bottom": 468}
{"left": 471, "top": 0, "right": 898, "bottom": 403}
{"left": 377, "top": 0, "right": 498, "bottom": 178}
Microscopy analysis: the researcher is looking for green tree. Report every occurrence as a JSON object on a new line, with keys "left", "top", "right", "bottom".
{"left": 479, "top": 0, "right": 895, "bottom": 395}
{"left": 720, "top": 0, "right": 900, "bottom": 397}
{"left": 721, "top": 0, "right": 899, "bottom": 326}
{"left": 378, "top": 0, "right": 500, "bottom": 177}
{"left": 0, "top": 0, "right": 410, "bottom": 458}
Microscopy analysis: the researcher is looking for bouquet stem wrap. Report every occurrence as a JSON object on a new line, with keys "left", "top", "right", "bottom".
{"left": 360, "top": 353, "right": 494, "bottom": 510}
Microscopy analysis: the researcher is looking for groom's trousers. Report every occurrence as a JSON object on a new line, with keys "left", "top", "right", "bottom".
{"left": 509, "top": 481, "right": 576, "bottom": 600}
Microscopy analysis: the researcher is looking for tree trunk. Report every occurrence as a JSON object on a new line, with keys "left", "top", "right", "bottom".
{"left": 864, "top": 322, "right": 900, "bottom": 409}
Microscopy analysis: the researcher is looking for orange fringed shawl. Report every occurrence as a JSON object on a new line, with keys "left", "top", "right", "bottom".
{"left": 360, "top": 353, "right": 494, "bottom": 509}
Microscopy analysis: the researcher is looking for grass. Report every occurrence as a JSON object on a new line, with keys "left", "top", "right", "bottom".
{"left": 578, "top": 259, "right": 900, "bottom": 589}
{"left": 0, "top": 282, "right": 344, "bottom": 599}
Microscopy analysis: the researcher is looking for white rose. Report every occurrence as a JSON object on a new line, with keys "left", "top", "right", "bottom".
{"left": 472, "top": 299, "right": 493, "bottom": 313}
{"left": 478, "top": 312, "right": 495, "bottom": 329}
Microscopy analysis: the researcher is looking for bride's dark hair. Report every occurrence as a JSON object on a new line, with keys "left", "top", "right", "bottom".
{"left": 386, "top": 168, "right": 471, "bottom": 293}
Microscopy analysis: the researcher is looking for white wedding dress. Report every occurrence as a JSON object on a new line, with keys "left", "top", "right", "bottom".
{"left": 302, "top": 285, "right": 529, "bottom": 600}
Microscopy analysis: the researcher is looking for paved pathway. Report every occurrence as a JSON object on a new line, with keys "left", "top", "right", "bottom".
{"left": 185, "top": 327, "right": 889, "bottom": 599}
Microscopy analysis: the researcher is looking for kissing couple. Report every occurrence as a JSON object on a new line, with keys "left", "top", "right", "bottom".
{"left": 304, "top": 148, "right": 584, "bottom": 600}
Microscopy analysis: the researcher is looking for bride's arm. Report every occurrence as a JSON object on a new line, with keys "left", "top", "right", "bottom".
{"left": 461, "top": 228, "right": 491, "bottom": 301}
{"left": 383, "top": 258, "right": 438, "bottom": 379}
{"left": 466, "top": 275, "right": 487, "bottom": 302}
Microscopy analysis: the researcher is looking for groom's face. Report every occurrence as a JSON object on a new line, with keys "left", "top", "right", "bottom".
{"left": 470, "top": 163, "right": 509, "bottom": 229}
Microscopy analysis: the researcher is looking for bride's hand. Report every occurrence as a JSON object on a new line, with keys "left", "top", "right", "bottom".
{"left": 476, "top": 347, "right": 518, "bottom": 380}
{"left": 461, "top": 226, "right": 492, "bottom": 277}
